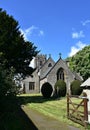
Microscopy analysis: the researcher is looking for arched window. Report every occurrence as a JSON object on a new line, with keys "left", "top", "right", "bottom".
{"left": 57, "top": 68, "right": 64, "bottom": 80}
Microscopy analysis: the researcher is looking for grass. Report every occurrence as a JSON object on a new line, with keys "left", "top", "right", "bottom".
{"left": 19, "top": 93, "right": 89, "bottom": 130}
{"left": 0, "top": 94, "right": 90, "bottom": 130}
{"left": 2, "top": 94, "right": 89, "bottom": 130}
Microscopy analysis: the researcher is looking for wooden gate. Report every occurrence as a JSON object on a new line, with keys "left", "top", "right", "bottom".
{"left": 67, "top": 94, "right": 88, "bottom": 128}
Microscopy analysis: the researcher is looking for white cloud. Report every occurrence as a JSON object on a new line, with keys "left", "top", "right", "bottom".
{"left": 20, "top": 25, "right": 38, "bottom": 41}
{"left": 72, "top": 31, "right": 85, "bottom": 39}
{"left": 20, "top": 25, "right": 44, "bottom": 41}
{"left": 39, "top": 30, "right": 44, "bottom": 36}
{"left": 29, "top": 58, "right": 35, "bottom": 68}
{"left": 68, "top": 41, "right": 87, "bottom": 57}
{"left": 81, "top": 20, "right": 90, "bottom": 26}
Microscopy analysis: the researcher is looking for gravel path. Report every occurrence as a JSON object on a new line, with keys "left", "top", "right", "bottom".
{"left": 21, "top": 105, "right": 80, "bottom": 130}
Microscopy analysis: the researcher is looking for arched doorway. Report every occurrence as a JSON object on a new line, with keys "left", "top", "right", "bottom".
{"left": 57, "top": 68, "right": 64, "bottom": 80}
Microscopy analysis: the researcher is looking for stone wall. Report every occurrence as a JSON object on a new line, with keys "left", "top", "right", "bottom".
{"left": 46, "top": 59, "right": 75, "bottom": 94}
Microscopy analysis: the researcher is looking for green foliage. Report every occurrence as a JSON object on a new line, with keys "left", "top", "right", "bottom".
{"left": 0, "top": 8, "right": 39, "bottom": 76}
{"left": 70, "top": 80, "right": 82, "bottom": 95}
{"left": 67, "top": 45, "right": 90, "bottom": 80}
{"left": 0, "top": 66, "right": 19, "bottom": 98}
{"left": 41, "top": 82, "right": 53, "bottom": 98}
{"left": 0, "top": 66, "right": 20, "bottom": 113}
{"left": 54, "top": 80, "right": 66, "bottom": 97}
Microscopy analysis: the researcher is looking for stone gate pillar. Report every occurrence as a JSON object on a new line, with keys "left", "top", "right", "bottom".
{"left": 83, "top": 89, "right": 90, "bottom": 123}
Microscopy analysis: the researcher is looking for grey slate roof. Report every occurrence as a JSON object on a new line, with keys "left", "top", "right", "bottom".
{"left": 80, "top": 78, "right": 90, "bottom": 87}
{"left": 40, "top": 57, "right": 55, "bottom": 79}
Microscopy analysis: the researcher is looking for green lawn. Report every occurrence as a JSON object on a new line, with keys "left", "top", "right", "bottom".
{"left": 2, "top": 94, "right": 89, "bottom": 130}
{"left": 19, "top": 93, "right": 89, "bottom": 130}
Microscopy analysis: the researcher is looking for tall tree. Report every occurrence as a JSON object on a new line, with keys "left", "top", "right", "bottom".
{"left": 0, "top": 8, "right": 39, "bottom": 76}
{"left": 0, "top": 8, "right": 39, "bottom": 98}
{"left": 67, "top": 45, "right": 90, "bottom": 80}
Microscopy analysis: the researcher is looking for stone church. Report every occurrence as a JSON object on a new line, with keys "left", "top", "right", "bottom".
{"left": 22, "top": 54, "right": 83, "bottom": 94}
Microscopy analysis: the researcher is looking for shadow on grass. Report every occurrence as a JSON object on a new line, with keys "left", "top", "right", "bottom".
{"left": 18, "top": 94, "right": 56, "bottom": 105}
{"left": 0, "top": 94, "right": 57, "bottom": 130}
{"left": 0, "top": 96, "right": 38, "bottom": 130}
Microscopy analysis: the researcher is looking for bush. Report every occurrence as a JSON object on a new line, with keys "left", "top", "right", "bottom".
{"left": 70, "top": 80, "right": 82, "bottom": 95}
{"left": 41, "top": 82, "right": 53, "bottom": 98}
{"left": 54, "top": 80, "right": 66, "bottom": 97}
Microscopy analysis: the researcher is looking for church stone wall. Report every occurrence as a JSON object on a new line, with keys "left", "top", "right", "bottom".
{"left": 40, "top": 78, "right": 47, "bottom": 91}
{"left": 46, "top": 59, "right": 75, "bottom": 93}
{"left": 22, "top": 55, "right": 81, "bottom": 95}
{"left": 34, "top": 55, "right": 46, "bottom": 69}
{"left": 33, "top": 70, "right": 40, "bottom": 92}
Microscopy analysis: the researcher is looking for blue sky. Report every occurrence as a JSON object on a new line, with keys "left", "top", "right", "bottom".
{"left": 0, "top": 0, "right": 90, "bottom": 61}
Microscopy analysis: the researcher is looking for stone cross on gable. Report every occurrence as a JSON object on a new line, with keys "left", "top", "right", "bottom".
{"left": 49, "top": 54, "right": 51, "bottom": 58}
{"left": 59, "top": 53, "right": 62, "bottom": 59}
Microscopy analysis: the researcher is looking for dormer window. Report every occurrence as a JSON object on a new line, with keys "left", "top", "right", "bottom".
{"left": 48, "top": 63, "right": 52, "bottom": 67}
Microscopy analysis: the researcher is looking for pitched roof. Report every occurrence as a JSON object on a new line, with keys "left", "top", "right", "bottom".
{"left": 39, "top": 56, "right": 55, "bottom": 70}
{"left": 40, "top": 57, "right": 70, "bottom": 80}
{"left": 73, "top": 72, "right": 83, "bottom": 81}
{"left": 80, "top": 78, "right": 90, "bottom": 87}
